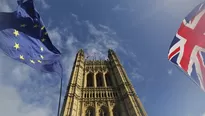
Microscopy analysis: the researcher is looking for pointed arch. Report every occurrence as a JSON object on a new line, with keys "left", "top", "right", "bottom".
{"left": 99, "top": 106, "right": 109, "bottom": 116}
{"left": 86, "top": 106, "right": 95, "bottom": 116}
{"left": 112, "top": 105, "right": 120, "bottom": 116}
{"left": 96, "top": 72, "right": 104, "bottom": 87}
{"left": 105, "top": 72, "right": 112, "bottom": 86}
{"left": 87, "top": 72, "right": 94, "bottom": 87}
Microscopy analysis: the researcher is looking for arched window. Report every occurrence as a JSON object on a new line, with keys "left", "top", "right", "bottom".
{"left": 96, "top": 72, "right": 104, "bottom": 87}
{"left": 105, "top": 73, "right": 112, "bottom": 86}
{"left": 86, "top": 106, "right": 95, "bottom": 116}
{"left": 87, "top": 73, "right": 94, "bottom": 87}
{"left": 113, "top": 106, "right": 120, "bottom": 116}
{"left": 99, "top": 106, "right": 108, "bottom": 116}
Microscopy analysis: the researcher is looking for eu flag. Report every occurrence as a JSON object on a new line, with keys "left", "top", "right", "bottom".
{"left": 0, "top": 0, "right": 62, "bottom": 74}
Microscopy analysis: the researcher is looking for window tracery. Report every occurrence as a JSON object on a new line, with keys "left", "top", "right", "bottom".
{"left": 113, "top": 106, "right": 120, "bottom": 116}
{"left": 105, "top": 73, "right": 112, "bottom": 86}
{"left": 87, "top": 73, "right": 94, "bottom": 87}
{"left": 99, "top": 106, "right": 108, "bottom": 116}
{"left": 86, "top": 107, "right": 95, "bottom": 116}
{"left": 96, "top": 72, "right": 104, "bottom": 87}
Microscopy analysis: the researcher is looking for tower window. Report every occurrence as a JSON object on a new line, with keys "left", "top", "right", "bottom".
{"left": 87, "top": 73, "right": 94, "bottom": 87}
{"left": 105, "top": 73, "right": 112, "bottom": 86}
{"left": 96, "top": 72, "right": 104, "bottom": 87}
{"left": 99, "top": 106, "right": 108, "bottom": 116}
{"left": 86, "top": 107, "right": 95, "bottom": 116}
{"left": 113, "top": 106, "right": 120, "bottom": 116}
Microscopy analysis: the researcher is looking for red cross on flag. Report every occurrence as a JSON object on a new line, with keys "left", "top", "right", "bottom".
{"left": 168, "top": 2, "right": 205, "bottom": 91}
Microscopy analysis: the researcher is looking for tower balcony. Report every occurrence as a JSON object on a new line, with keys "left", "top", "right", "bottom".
{"left": 82, "top": 87, "right": 119, "bottom": 100}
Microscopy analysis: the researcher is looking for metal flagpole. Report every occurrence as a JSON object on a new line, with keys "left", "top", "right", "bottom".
{"left": 57, "top": 74, "right": 63, "bottom": 116}
{"left": 57, "top": 62, "right": 64, "bottom": 116}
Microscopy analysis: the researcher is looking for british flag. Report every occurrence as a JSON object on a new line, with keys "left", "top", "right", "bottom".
{"left": 168, "top": 2, "right": 205, "bottom": 91}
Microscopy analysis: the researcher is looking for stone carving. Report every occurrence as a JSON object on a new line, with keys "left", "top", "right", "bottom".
{"left": 103, "top": 67, "right": 107, "bottom": 71}
{"left": 86, "top": 67, "right": 89, "bottom": 72}
{"left": 84, "top": 101, "right": 95, "bottom": 107}
{"left": 97, "top": 101, "right": 108, "bottom": 107}
{"left": 86, "top": 67, "right": 95, "bottom": 73}
{"left": 95, "top": 60, "right": 101, "bottom": 65}
{"left": 110, "top": 100, "right": 115, "bottom": 107}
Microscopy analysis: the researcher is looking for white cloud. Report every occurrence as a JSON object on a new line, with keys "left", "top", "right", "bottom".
{"left": 0, "top": 53, "right": 54, "bottom": 116}
{"left": 84, "top": 21, "right": 120, "bottom": 59}
{"left": 48, "top": 28, "right": 62, "bottom": 48}
{"left": 36, "top": 0, "right": 51, "bottom": 9}
{"left": 0, "top": 52, "right": 33, "bottom": 84}
{"left": 0, "top": 82, "right": 51, "bottom": 116}
{"left": 130, "top": 68, "right": 144, "bottom": 82}
{"left": 71, "top": 13, "right": 78, "bottom": 20}
{"left": 168, "top": 69, "right": 173, "bottom": 76}
{"left": 112, "top": 4, "right": 124, "bottom": 11}
{"left": 112, "top": 4, "right": 134, "bottom": 12}
{"left": 0, "top": 51, "right": 59, "bottom": 116}
{"left": 47, "top": 27, "right": 78, "bottom": 80}
{"left": 0, "top": 0, "right": 13, "bottom": 12}
{"left": 141, "top": 96, "right": 147, "bottom": 105}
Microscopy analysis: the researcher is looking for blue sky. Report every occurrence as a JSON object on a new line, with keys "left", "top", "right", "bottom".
{"left": 0, "top": 0, "right": 205, "bottom": 116}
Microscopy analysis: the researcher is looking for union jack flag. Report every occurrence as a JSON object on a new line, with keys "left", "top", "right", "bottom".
{"left": 168, "top": 2, "right": 205, "bottom": 91}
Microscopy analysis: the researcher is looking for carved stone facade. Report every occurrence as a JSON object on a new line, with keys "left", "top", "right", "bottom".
{"left": 60, "top": 49, "right": 147, "bottom": 116}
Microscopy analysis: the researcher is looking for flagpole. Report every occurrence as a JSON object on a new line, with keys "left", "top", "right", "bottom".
{"left": 56, "top": 62, "right": 64, "bottom": 116}
{"left": 57, "top": 75, "right": 63, "bottom": 116}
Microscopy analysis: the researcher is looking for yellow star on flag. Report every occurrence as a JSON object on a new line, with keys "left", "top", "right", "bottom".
{"left": 37, "top": 60, "right": 42, "bottom": 63}
{"left": 14, "top": 43, "right": 20, "bottom": 50}
{"left": 41, "top": 26, "right": 45, "bottom": 30}
{"left": 13, "top": 30, "right": 19, "bottom": 36}
{"left": 41, "top": 38, "right": 46, "bottom": 42}
{"left": 30, "top": 60, "right": 35, "bottom": 64}
{"left": 40, "top": 55, "right": 44, "bottom": 59}
{"left": 40, "top": 47, "right": 44, "bottom": 52}
{"left": 20, "top": 24, "right": 26, "bottom": 27}
{"left": 20, "top": 55, "right": 24, "bottom": 60}
{"left": 34, "top": 24, "right": 38, "bottom": 28}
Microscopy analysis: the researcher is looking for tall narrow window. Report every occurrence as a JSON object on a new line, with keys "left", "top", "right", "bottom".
{"left": 113, "top": 106, "right": 120, "bottom": 116}
{"left": 86, "top": 107, "right": 95, "bottom": 116}
{"left": 99, "top": 106, "right": 108, "bottom": 116}
{"left": 96, "top": 72, "right": 103, "bottom": 87}
{"left": 105, "top": 73, "right": 112, "bottom": 86}
{"left": 87, "top": 73, "right": 94, "bottom": 87}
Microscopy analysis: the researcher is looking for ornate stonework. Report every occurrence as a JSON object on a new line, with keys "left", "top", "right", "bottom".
{"left": 60, "top": 49, "right": 147, "bottom": 116}
{"left": 84, "top": 101, "right": 95, "bottom": 107}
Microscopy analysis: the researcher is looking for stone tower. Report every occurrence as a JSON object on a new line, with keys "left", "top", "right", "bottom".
{"left": 61, "top": 49, "right": 147, "bottom": 116}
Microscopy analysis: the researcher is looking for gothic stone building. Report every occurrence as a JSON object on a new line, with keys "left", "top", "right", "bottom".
{"left": 61, "top": 49, "right": 147, "bottom": 116}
